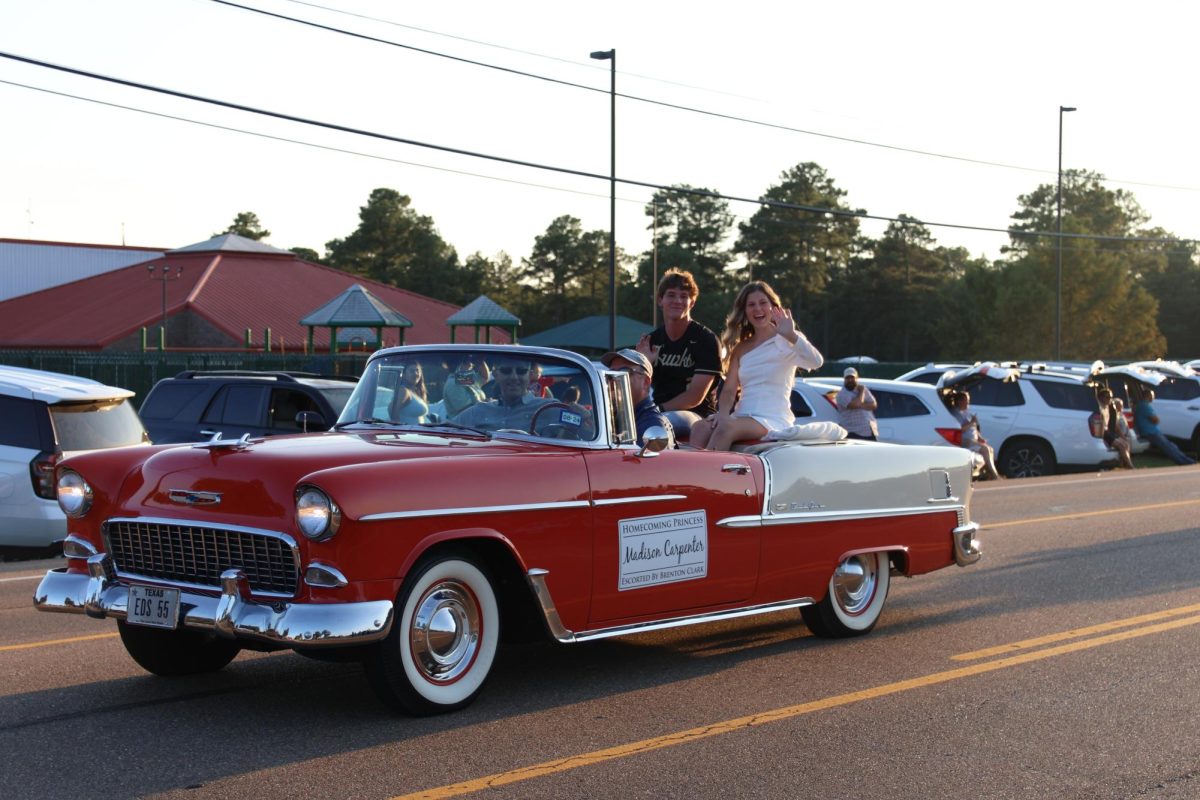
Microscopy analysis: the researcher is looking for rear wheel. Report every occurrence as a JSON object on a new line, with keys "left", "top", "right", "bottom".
{"left": 802, "top": 552, "right": 890, "bottom": 638}
{"left": 998, "top": 438, "right": 1056, "bottom": 478}
{"left": 116, "top": 620, "right": 241, "bottom": 676}
{"left": 364, "top": 552, "right": 500, "bottom": 715}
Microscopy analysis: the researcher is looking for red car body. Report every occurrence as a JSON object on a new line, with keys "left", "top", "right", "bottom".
{"left": 35, "top": 345, "right": 980, "bottom": 714}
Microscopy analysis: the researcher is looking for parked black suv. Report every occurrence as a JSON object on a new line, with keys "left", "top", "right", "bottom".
{"left": 139, "top": 371, "right": 358, "bottom": 444}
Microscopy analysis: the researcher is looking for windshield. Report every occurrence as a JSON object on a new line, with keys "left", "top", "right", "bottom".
{"left": 51, "top": 398, "right": 147, "bottom": 452}
{"left": 337, "top": 350, "right": 598, "bottom": 441}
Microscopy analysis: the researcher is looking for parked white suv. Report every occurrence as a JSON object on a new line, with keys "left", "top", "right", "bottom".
{"left": 901, "top": 363, "right": 1123, "bottom": 478}
{"left": 0, "top": 366, "right": 148, "bottom": 553}
{"left": 796, "top": 377, "right": 977, "bottom": 448}
{"left": 1118, "top": 360, "right": 1200, "bottom": 455}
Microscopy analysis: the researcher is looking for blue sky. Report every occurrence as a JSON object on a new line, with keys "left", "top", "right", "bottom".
{"left": 3, "top": 0, "right": 1198, "bottom": 266}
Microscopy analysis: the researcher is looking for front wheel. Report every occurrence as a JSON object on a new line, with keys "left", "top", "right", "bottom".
{"left": 364, "top": 552, "right": 500, "bottom": 715}
{"left": 802, "top": 552, "right": 890, "bottom": 638}
{"left": 116, "top": 620, "right": 241, "bottom": 676}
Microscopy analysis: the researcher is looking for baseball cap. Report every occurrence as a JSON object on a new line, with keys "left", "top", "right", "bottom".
{"left": 843, "top": 367, "right": 858, "bottom": 377}
{"left": 601, "top": 348, "right": 653, "bottom": 378}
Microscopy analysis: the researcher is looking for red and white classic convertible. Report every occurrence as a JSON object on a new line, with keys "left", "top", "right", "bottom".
{"left": 35, "top": 344, "right": 981, "bottom": 714}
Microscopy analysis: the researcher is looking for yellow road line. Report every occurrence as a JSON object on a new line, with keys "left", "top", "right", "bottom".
{"left": 985, "top": 498, "right": 1200, "bottom": 529}
{"left": 952, "top": 602, "right": 1200, "bottom": 660}
{"left": 393, "top": 613, "right": 1200, "bottom": 800}
{"left": 0, "top": 632, "right": 119, "bottom": 652}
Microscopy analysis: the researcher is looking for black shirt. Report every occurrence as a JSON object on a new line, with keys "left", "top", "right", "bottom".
{"left": 648, "top": 320, "right": 723, "bottom": 417}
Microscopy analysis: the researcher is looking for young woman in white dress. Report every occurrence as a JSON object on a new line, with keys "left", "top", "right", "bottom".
{"left": 691, "top": 281, "right": 823, "bottom": 450}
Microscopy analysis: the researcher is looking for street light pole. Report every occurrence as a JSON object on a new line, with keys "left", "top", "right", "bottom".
{"left": 1056, "top": 105, "right": 1076, "bottom": 361}
{"left": 147, "top": 263, "right": 182, "bottom": 349}
{"left": 590, "top": 48, "right": 616, "bottom": 351}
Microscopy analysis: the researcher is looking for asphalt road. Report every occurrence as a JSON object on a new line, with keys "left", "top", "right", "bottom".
{"left": 4, "top": 467, "right": 1200, "bottom": 800}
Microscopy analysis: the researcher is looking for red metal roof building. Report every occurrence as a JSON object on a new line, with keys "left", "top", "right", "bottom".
{"left": 0, "top": 234, "right": 509, "bottom": 351}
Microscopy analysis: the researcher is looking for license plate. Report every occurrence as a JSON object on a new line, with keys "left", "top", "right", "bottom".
{"left": 127, "top": 585, "right": 181, "bottom": 629}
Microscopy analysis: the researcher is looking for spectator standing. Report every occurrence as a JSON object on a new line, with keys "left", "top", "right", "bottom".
{"left": 1134, "top": 388, "right": 1196, "bottom": 465}
{"left": 635, "top": 268, "right": 723, "bottom": 440}
{"left": 836, "top": 367, "right": 879, "bottom": 441}
{"left": 1097, "top": 388, "right": 1134, "bottom": 470}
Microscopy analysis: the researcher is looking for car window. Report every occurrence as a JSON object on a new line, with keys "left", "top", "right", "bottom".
{"left": 269, "top": 389, "right": 325, "bottom": 431}
{"left": 203, "top": 386, "right": 267, "bottom": 427}
{"left": 50, "top": 399, "right": 146, "bottom": 451}
{"left": 873, "top": 390, "right": 930, "bottom": 419}
{"left": 968, "top": 379, "right": 1024, "bottom": 407}
{"left": 1155, "top": 377, "right": 1200, "bottom": 402}
{"left": 1031, "top": 380, "right": 1098, "bottom": 411}
{"left": 140, "top": 383, "right": 208, "bottom": 419}
{"left": 790, "top": 390, "right": 815, "bottom": 418}
{"left": 315, "top": 386, "right": 355, "bottom": 417}
{"left": 0, "top": 395, "right": 53, "bottom": 450}
{"left": 906, "top": 372, "right": 942, "bottom": 385}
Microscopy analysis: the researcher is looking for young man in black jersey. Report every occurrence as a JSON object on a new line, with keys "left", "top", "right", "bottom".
{"left": 635, "top": 268, "right": 723, "bottom": 440}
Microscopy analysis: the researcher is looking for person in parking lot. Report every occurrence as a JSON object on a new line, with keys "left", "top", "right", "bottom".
{"left": 635, "top": 268, "right": 724, "bottom": 440}
{"left": 951, "top": 391, "right": 1003, "bottom": 480}
{"left": 836, "top": 367, "right": 879, "bottom": 440}
{"left": 601, "top": 349, "right": 674, "bottom": 447}
{"left": 1134, "top": 388, "right": 1196, "bottom": 466}
{"left": 1097, "top": 388, "right": 1134, "bottom": 470}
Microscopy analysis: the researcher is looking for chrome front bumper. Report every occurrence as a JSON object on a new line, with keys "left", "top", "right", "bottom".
{"left": 33, "top": 554, "right": 394, "bottom": 648}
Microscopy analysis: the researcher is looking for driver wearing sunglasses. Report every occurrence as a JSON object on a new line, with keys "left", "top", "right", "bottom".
{"left": 452, "top": 356, "right": 554, "bottom": 432}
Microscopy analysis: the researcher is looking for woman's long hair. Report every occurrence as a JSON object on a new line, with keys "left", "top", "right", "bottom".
{"left": 720, "top": 281, "right": 785, "bottom": 361}
{"left": 402, "top": 362, "right": 427, "bottom": 401}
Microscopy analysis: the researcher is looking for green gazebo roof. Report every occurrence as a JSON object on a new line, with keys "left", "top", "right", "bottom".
{"left": 447, "top": 295, "right": 520, "bottom": 326}
{"left": 300, "top": 284, "right": 413, "bottom": 328}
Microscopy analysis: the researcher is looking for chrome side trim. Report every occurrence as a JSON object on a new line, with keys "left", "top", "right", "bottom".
{"left": 361, "top": 499, "right": 591, "bottom": 522}
{"left": 526, "top": 568, "right": 812, "bottom": 644}
{"left": 721, "top": 504, "right": 966, "bottom": 528}
{"left": 33, "top": 559, "right": 393, "bottom": 647}
{"left": 591, "top": 494, "right": 688, "bottom": 507}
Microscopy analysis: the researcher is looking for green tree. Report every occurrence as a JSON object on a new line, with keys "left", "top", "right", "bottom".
{"left": 630, "top": 186, "right": 736, "bottom": 330}
{"left": 998, "top": 169, "right": 1164, "bottom": 359}
{"left": 518, "top": 215, "right": 608, "bottom": 330}
{"left": 734, "top": 162, "right": 862, "bottom": 323}
{"left": 1132, "top": 234, "right": 1200, "bottom": 357}
{"left": 289, "top": 247, "right": 322, "bottom": 263}
{"left": 325, "top": 188, "right": 460, "bottom": 301}
{"left": 217, "top": 211, "right": 270, "bottom": 241}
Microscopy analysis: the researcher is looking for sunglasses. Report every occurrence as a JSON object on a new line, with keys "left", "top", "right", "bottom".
{"left": 496, "top": 366, "right": 530, "bottom": 376}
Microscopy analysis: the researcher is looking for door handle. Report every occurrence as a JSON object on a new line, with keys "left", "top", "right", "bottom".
{"left": 722, "top": 463, "right": 750, "bottom": 475}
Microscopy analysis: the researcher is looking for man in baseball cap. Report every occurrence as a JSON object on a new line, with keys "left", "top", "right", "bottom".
{"left": 601, "top": 349, "right": 674, "bottom": 446}
{"left": 836, "top": 366, "right": 878, "bottom": 440}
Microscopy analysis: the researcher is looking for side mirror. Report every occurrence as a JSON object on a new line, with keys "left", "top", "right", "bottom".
{"left": 638, "top": 426, "right": 671, "bottom": 458}
{"left": 295, "top": 410, "right": 327, "bottom": 433}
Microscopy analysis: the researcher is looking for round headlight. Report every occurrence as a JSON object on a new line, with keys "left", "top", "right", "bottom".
{"left": 296, "top": 486, "right": 341, "bottom": 541}
{"left": 57, "top": 470, "right": 93, "bottom": 518}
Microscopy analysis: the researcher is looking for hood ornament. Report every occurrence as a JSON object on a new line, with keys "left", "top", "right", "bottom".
{"left": 168, "top": 489, "right": 223, "bottom": 506}
{"left": 192, "top": 433, "right": 253, "bottom": 451}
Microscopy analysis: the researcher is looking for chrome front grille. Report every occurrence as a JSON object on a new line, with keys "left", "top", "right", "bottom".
{"left": 104, "top": 518, "right": 299, "bottom": 595}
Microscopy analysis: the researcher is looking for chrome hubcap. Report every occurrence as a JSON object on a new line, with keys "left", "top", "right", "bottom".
{"left": 409, "top": 580, "right": 480, "bottom": 683}
{"left": 833, "top": 555, "right": 878, "bottom": 615}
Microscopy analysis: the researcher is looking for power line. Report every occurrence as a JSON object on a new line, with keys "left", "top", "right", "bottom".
{"left": 0, "top": 50, "right": 1194, "bottom": 249}
{"left": 274, "top": 0, "right": 764, "bottom": 102}
{"left": 211, "top": 0, "right": 1200, "bottom": 194}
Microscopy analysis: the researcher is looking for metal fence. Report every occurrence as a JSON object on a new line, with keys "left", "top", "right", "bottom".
{"left": 0, "top": 351, "right": 370, "bottom": 408}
